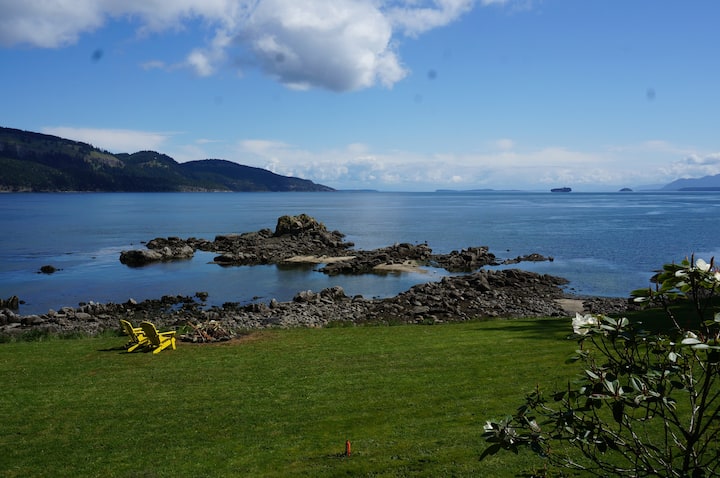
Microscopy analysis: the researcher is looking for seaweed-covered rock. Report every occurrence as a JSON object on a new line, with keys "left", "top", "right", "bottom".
{"left": 274, "top": 214, "right": 327, "bottom": 236}
{"left": 432, "top": 246, "right": 499, "bottom": 272}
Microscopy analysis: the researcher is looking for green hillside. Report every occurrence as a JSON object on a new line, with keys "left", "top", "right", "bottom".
{"left": 0, "top": 127, "right": 334, "bottom": 192}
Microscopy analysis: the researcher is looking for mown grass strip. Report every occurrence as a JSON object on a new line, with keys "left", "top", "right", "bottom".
{"left": 0, "top": 318, "right": 578, "bottom": 477}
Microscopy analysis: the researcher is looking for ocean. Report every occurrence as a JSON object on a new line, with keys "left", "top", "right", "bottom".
{"left": 1, "top": 191, "right": 719, "bottom": 315}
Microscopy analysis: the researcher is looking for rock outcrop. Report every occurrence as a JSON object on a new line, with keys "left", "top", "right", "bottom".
{"left": 120, "top": 215, "right": 354, "bottom": 267}
{"left": 431, "top": 246, "right": 499, "bottom": 272}
{"left": 118, "top": 214, "right": 552, "bottom": 275}
{"left": 320, "top": 243, "right": 433, "bottom": 275}
{"left": 0, "top": 296, "right": 19, "bottom": 310}
{"left": 120, "top": 237, "right": 195, "bottom": 266}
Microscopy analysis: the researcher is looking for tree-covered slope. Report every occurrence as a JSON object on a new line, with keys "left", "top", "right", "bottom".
{"left": 0, "top": 127, "right": 334, "bottom": 192}
{"left": 180, "top": 159, "right": 327, "bottom": 192}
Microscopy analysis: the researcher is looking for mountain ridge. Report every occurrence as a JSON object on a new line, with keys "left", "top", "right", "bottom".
{"left": 0, "top": 126, "right": 334, "bottom": 192}
{"left": 662, "top": 174, "right": 720, "bottom": 191}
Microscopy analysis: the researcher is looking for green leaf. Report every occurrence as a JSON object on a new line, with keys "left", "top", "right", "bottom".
{"left": 630, "top": 288, "right": 652, "bottom": 298}
{"left": 670, "top": 380, "right": 685, "bottom": 390}
{"left": 612, "top": 401, "right": 624, "bottom": 424}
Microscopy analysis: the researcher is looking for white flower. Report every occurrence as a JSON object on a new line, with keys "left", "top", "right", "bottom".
{"left": 573, "top": 313, "right": 599, "bottom": 335}
{"left": 695, "top": 258, "right": 711, "bottom": 272}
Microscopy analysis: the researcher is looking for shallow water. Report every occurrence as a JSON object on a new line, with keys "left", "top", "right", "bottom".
{"left": 2, "top": 191, "right": 719, "bottom": 314}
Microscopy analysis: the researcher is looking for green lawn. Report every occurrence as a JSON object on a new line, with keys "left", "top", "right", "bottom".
{"left": 0, "top": 318, "right": 581, "bottom": 477}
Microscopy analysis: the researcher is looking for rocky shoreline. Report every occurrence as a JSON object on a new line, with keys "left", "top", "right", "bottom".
{"left": 1, "top": 215, "right": 635, "bottom": 341}
{"left": 118, "top": 213, "right": 551, "bottom": 273}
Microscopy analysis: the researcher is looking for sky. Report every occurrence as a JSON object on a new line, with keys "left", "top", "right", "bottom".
{"left": 1, "top": 0, "right": 719, "bottom": 192}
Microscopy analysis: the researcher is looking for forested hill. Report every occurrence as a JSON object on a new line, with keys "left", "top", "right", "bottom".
{"left": 0, "top": 127, "right": 334, "bottom": 192}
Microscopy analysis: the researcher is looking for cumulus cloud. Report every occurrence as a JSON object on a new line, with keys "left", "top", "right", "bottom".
{"left": 0, "top": 1, "right": 104, "bottom": 48}
{"left": 662, "top": 153, "right": 720, "bottom": 179}
{"left": 239, "top": 0, "right": 406, "bottom": 91}
{"left": 0, "top": 0, "right": 510, "bottom": 91}
{"left": 225, "top": 137, "right": 720, "bottom": 191}
{"left": 41, "top": 126, "right": 173, "bottom": 153}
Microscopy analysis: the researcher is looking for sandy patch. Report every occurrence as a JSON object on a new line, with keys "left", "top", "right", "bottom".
{"left": 372, "top": 260, "right": 427, "bottom": 274}
{"left": 283, "top": 255, "right": 356, "bottom": 264}
{"left": 556, "top": 298, "right": 585, "bottom": 316}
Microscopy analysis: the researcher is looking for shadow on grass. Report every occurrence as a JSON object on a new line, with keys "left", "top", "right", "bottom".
{"left": 623, "top": 300, "right": 717, "bottom": 334}
{"left": 475, "top": 302, "right": 712, "bottom": 343}
{"left": 471, "top": 317, "right": 572, "bottom": 341}
{"left": 97, "top": 345, "right": 133, "bottom": 353}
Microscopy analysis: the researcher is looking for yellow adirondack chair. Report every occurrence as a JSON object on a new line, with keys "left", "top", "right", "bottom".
{"left": 119, "top": 319, "right": 149, "bottom": 352}
{"left": 140, "top": 321, "right": 177, "bottom": 354}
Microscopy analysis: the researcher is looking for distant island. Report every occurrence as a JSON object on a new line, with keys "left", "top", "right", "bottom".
{"left": 550, "top": 187, "right": 572, "bottom": 193}
{"left": 0, "top": 126, "right": 334, "bottom": 192}
{"left": 662, "top": 174, "right": 720, "bottom": 192}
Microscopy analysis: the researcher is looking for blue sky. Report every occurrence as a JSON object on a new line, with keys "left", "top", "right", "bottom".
{"left": 1, "top": 0, "right": 719, "bottom": 191}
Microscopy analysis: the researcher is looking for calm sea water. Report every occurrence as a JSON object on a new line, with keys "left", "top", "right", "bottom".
{"left": 2, "top": 191, "right": 719, "bottom": 315}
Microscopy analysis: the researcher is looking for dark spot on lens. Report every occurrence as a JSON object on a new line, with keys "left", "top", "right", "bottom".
{"left": 91, "top": 49, "right": 103, "bottom": 62}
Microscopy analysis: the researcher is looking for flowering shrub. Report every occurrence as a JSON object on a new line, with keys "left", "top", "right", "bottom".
{"left": 482, "top": 256, "right": 720, "bottom": 477}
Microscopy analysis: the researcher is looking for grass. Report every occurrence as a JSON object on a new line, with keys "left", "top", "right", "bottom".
{"left": 0, "top": 317, "right": 591, "bottom": 477}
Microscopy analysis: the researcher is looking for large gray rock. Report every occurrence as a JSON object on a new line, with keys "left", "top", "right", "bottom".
{"left": 120, "top": 241, "right": 194, "bottom": 266}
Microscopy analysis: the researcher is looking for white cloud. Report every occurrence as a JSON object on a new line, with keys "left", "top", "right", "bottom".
{"left": 240, "top": 0, "right": 407, "bottom": 91}
{"left": 0, "top": 1, "right": 104, "bottom": 48}
{"left": 662, "top": 153, "right": 720, "bottom": 179}
{"left": 0, "top": 0, "right": 514, "bottom": 91}
{"left": 224, "top": 138, "right": 719, "bottom": 191}
{"left": 387, "top": 0, "right": 476, "bottom": 37}
{"left": 41, "top": 126, "right": 173, "bottom": 153}
{"left": 186, "top": 48, "right": 217, "bottom": 76}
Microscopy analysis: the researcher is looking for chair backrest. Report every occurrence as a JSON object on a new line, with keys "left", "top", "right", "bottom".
{"left": 140, "top": 321, "right": 161, "bottom": 346}
{"left": 120, "top": 319, "right": 142, "bottom": 340}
